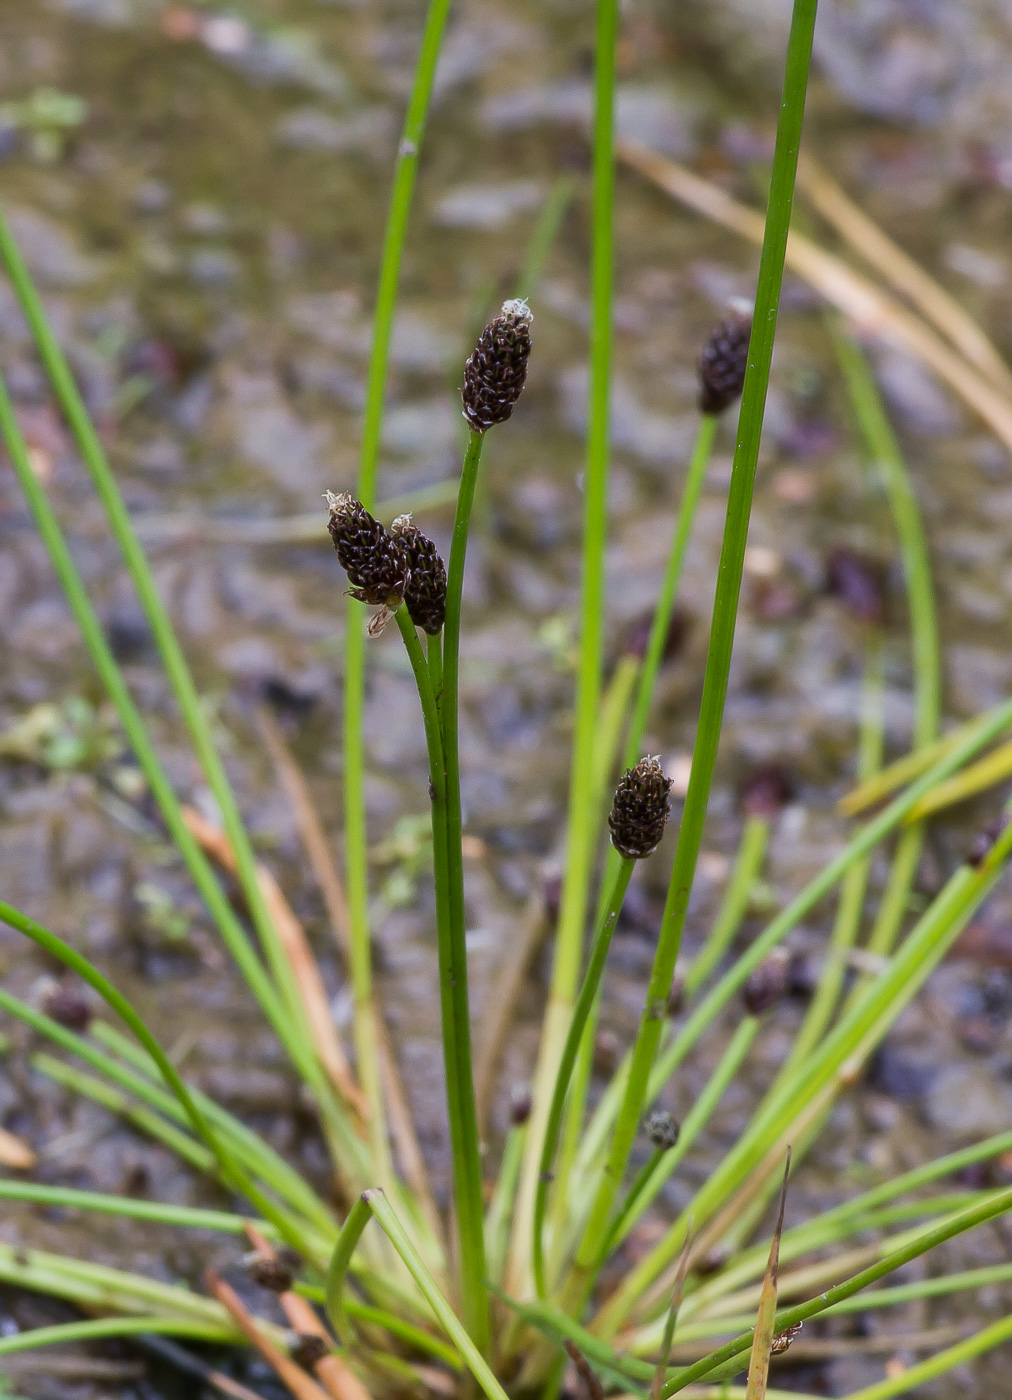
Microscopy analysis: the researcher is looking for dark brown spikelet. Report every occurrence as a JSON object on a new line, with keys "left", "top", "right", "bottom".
{"left": 246, "top": 1251, "right": 294, "bottom": 1294}
{"left": 326, "top": 492, "right": 407, "bottom": 607}
{"left": 42, "top": 982, "right": 92, "bottom": 1033}
{"left": 645, "top": 1108, "right": 680, "bottom": 1151}
{"left": 390, "top": 515, "right": 447, "bottom": 634}
{"left": 290, "top": 1333, "right": 330, "bottom": 1369}
{"left": 461, "top": 299, "right": 533, "bottom": 433}
{"left": 742, "top": 949, "right": 791, "bottom": 1016}
{"left": 609, "top": 757, "right": 672, "bottom": 860}
{"left": 698, "top": 309, "right": 751, "bottom": 416}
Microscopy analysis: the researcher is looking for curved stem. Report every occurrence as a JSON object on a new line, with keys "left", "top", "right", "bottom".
{"left": 533, "top": 859, "right": 634, "bottom": 1297}
{"left": 0, "top": 900, "right": 316, "bottom": 1260}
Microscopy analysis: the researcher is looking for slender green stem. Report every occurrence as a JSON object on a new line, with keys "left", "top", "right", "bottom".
{"left": 331, "top": 1190, "right": 510, "bottom": 1400}
{"left": 486, "top": 1125, "right": 526, "bottom": 1284}
{"left": 395, "top": 605, "right": 486, "bottom": 1337}
{"left": 570, "top": 0, "right": 818, "bottom": 1301}
{"left": 662, "top": 1185, "right": 1012, "bottom": 1394}
{"left": 0, "top": 1180, "right": 273, "bottom": 1236}
{"left": 326, "top": 1194, "right": 374, "bottom": 1340}
{"left": 776, "top": 637, "right": 884, "bottom": 1073}
{"left": 533, "top": 859, "right": 635, "bottom": 1297}
{"left": 834, "top": 323, "right": 940, "bottom": 964}
{"left": 622, "top": 413, "right": 718, "bottom": 772}
{"left": 343, "top": 0, "right": 454, "bottom": 1183}
{"left": 514, "top": 0, "right": 620, "bottom": 1298}
{"left": 0, "top": 1317, "right": 237, "bottom": 1358}
{"left": 428, "top": 429, "right": 490, "bottom": 1348}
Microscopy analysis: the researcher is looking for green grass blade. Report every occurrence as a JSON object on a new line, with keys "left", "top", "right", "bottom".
{"left": 0, "top": 211, "right": 311, "bottom": 1059}
{"left": 343, "top": 0, "right": 455, "bottom": 1181}
{"left": 570, "top": 0, "right": 819, "bottom": 1301}
{"left": 0, "top": 900, "right": 316, "bottom": 1259}
{"left": 514, "top": 0, "right": 620, "bottom": 1299}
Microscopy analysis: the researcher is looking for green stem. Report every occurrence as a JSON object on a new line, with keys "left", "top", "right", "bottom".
{"left": 433, "top": 429, "right": 490, "bottom": 1349}
{"left": 326, "top": 1194, "right": 374, "bottom": 1340}
{"left": 343, "top": 0, "right": 454, "bottom": 1182}
{"left": 0, "top": 1317, "right": 237, "bottom": 1358}
{"left": 395, "top": 606, "right": 486, "bottom": 1337}
{"left": 606, "top": 802, "right": 1012, "bottom": 1332}
{"left": 584, "top": 686, "right": 1012, "bottom": 1197}
{"left": 514, "top": 0, "right": 620, "bottom": 1297}
{"left": 330, "top": 1190, "right": 510, "bottom": 1400}
{"left": 533, "top": 859, "right": 635, "bottom": 1298}
{"left": 571, "top": 0, "right": 818, "bottom": 1297}
{"left": 0, "top": 1180, "right": 273, "bottom": 1236}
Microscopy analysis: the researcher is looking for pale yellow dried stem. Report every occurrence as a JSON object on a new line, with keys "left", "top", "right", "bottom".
{"left": 255, "top": 709, "right": 441, "bottom": 1243}
{"left": 617, "top": 138, "right": 1012, "bottom": 453}
{"left": 181, "top": 806, "right": 369, "bottom": 1123}
{"left": 798, "top": 155, "right": 1012, "bottom": 394}
{"left": 205, "top": 1268, "right": 332, "bottom": 1400}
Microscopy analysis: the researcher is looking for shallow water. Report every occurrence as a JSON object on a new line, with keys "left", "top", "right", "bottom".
{"left": 2, "top": 0, "right": 1012, "bottom": 1395}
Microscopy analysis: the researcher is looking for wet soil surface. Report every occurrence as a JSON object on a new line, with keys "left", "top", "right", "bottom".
{"left": 3, "top": 0, "right": 1012, "bottom": 1395}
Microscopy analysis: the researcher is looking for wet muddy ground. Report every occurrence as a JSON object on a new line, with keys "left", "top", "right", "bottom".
{"left": 3, "top": 0, "right": 1012, "bottom": 1395}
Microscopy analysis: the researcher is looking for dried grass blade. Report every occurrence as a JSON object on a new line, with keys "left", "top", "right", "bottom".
{"left": 244, "top": 1225, "right": 370, "bottom": 1400}
{"left": 798, "top": 156, "right": 1012, "bottom": 393}
{"left": 254, "top": 709, "right": 440, "bottom": 1241}
{"left": 205, "top": 1269, "right": 332, "bottom": 1400}
{"left": 616, "top": 139, "right": 1012, "bottom": 453}
{"left": 181, "top": 806, "right": 369, "bottom": 1123}
{"left": 650, "top": 1228, "right": 694, "bottom": 1400}
{"left": 744, "top": 1151, "right": 790, "bottom": 1400}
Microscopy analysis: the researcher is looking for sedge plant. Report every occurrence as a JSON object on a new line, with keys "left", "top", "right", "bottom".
{"left": 3, "top": 0, "right": 1012, "bottom": 1394}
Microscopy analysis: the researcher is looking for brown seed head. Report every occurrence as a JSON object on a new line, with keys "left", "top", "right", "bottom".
{"left": 461, "top": 299, "right": 533, "bottom": 433}
{"left": 698, "top": 309, "right": 751, "bottom": 416}
{"left": 740, "top": 764, "right": 794, "bottom": 820}
{"left": 609, "top": 757, "right": 672, "bottom": 860}
{"left": 390, "top": 515, "right": 447, "bottom": 634}
{"left": 246, "top": 1252, "right": 294, "bottom": 1294}
{"left": 509, "top": 1083, "right": 533, "bottom": 1126}
{"left": 825, "top": 545, "right": 887, "bottom": 626}
{"left": 645, "top": 1109, "right": 680, "bottom": 1151}
{"left": 42, "top": 982, "right": 92, "bottom": 1034}
{"left": 325, "top": 492, "right": 407, "bottom": 607}
{"left": 743, "top": 949, "right": 791, "bottom": 1016}
{"left": 290, "top": 1333, "right": 330, "bottom": 1369}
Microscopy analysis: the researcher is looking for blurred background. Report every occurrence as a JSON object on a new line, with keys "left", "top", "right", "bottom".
{"left": 3, "top": 1, "right": 1012, "bottom": 1395}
